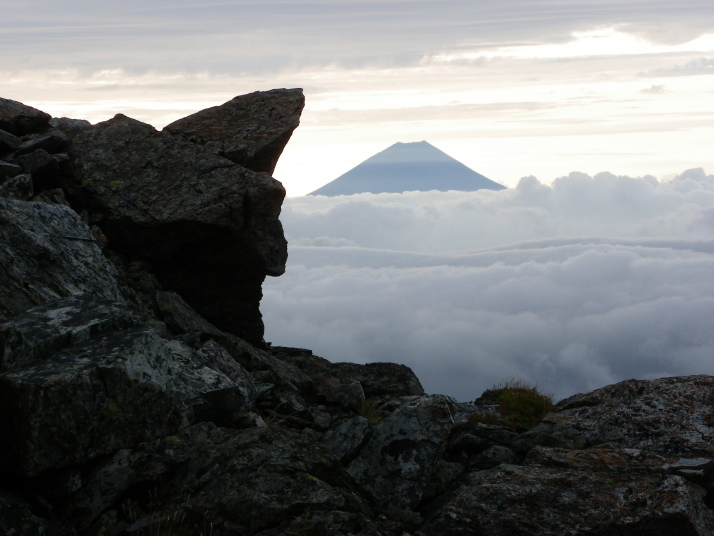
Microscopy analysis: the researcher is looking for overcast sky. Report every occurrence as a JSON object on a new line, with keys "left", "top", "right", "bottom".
{"left": 263, "top": 169, "right": 714, "bottom": 401}
{"left": 2, "top": 0, "right": 713, "bottom": 194}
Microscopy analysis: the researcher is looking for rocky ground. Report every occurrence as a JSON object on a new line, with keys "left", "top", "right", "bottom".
{"left": 1, "top": 92, "right": 713, "bottom": 535}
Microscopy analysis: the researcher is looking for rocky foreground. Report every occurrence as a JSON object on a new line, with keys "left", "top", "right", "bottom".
{"left": 1, "top": 92, "right": 714, "bottom": 535}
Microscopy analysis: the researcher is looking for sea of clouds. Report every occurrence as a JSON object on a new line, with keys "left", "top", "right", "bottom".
{"left": 262, "top": 169, "right": 714, "bottom": 401}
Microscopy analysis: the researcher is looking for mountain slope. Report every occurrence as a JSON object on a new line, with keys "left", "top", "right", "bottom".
{"left": 309, "top": 141, "right": 505, "bottom": 196}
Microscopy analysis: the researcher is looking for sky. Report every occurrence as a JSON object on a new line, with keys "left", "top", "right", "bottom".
{"left": 2, "top": 0, "right": 713, "bottom": 194}
{"left": 3, "top": 1, "right": 713, "bottom": 401}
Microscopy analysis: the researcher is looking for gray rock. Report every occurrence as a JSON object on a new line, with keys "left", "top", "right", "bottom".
{"left": 0, "top": 128, "right": 21, "bottom": 153}
{"left": 87, "top": 424, "right": 378, "bottom": 536}
{"left": 0, "top": 325, "right": 191, "bottom": 477}
{"left": 164, "top": 88, "right": 304, "bottom": 174}
{"left": 155, "top": 290, "right": 224, "bottom": 339}
{"left": 14, "top": 148, "right": 62, "bottom": 191}
{"left": 0, "top": 197, "right": 123, "bottom": 319}
{"left": 471, "top": 444, "right": 522, "bottom": 469}
{"left": 167, "top": 338, "right": 257, "bottom": 425}
{"left": 0, "top": 97, "right": 51, "bottom": 135}
{"left": 49, "top": 116, "right": 92, "bottom": 135}
{"left": 333, "top": 381, "right": 366, "bottom": 412}
{"left": 348, "top": 394, "right": 456, "bottom": 510}
{"left": 65, "top": 113, "right": 288, "bottom": 344}
{"left": 0, "top": 160, "right": 23, "bottom": 179}
{"left": 0, "top": 294, "right": 138, "bottom": 371}
{"left": 16, "top": 131, "right": 68, "bottom": 156}
{"left": 420, "top": 463, "right": 714, "bottom": 536}
{"left": 0, "top": 173, "right": 33, "bottom": 200}
{"left": 221, "top": 334, "right": 313, "bottom": 392}
{"left": 514, "top": 375, "right": 714, "bottom": 457}
{"left": 325, "top": 416, "right": 371, "bottom": 463}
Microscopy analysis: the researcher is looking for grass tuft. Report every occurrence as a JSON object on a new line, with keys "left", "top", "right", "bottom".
{"left": 473, "top": 378, "right": 555, "bottom": 432}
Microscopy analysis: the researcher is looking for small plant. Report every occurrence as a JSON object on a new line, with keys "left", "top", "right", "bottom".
{"left": 475, "top": 378, "right": 555, "bottom": 432}
{"left": 359, "top": 398, "right": 382, "bottom": 424}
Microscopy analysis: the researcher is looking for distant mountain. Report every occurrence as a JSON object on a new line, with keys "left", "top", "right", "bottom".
{"left": 308, "top": 141, "right": 505, "bottom": 196}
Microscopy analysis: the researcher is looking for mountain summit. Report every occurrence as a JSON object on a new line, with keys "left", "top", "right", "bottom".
{"left": 309, "top": 141, "right": 505, "bottom": 196}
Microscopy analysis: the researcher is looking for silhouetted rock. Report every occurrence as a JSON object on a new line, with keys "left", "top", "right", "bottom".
{"left": 164, "top": 88, "right": 304, "bottom": 174}
{"left": 65, "top": 112, "right": 287, "bottom": 344}
{"left": 0, "top": 97, "right": 51, "bottom": 135}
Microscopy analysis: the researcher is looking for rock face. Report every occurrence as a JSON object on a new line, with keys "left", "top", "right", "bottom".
{"left": 1, "top": 94, "right": 714, "bottom": 535}
{"left": 164, "top": 88, "right": 304, "bottom": 175}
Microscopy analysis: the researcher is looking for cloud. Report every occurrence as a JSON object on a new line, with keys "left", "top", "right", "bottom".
{"left": 2, "top": 1, "right": 713, "bottom": 74}
{"left": 262, "top": 170, "right": 714, "bottom": 401}
{"left": 640, "top": 85, "right": 666, "bottom": 94}
{"left": 642, "top": 57, "right": 714, "bottom": 77}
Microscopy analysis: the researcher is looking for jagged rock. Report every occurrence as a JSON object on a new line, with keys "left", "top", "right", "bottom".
{"left": 525, "top": 445, "right": 714, "bottom": 485}
{"left": 0, "top": 294, "right": 139, "bottom": 370}
{"left": 325, "top": 416, "right": 372, "bottom": 463}
{"left": 0, "top": 197, "right": 124, "bottom": 319}
{"left": 0, "top": 160, "right": 23, "bottom": 178}
{"left": 514, "top": 375, "right": 714, "bottom": 456}
{"left": 65, "top": 112, "right": 288, "bottom": 344}
{"left": 0, "top": 129, "right": 21, "bottom": 154}
{"left": 48, "top": 116, "right": 92, "bottom": 135}
{"left": 225, "top": 336, "right": 313, "bottom": 392}
{"left": 171, "top": 338, "right": 257, "bottom": 425}
{"left": 14, "top": 148, "right": 62, "bottom": 191}
{"left": 273, "top": 346, "right": 425, "bottom": 399}
{"left": 419, "top": 463, "right": 714, "bottom": 536}
{"left": 155, "top": 290, "right": 224, "bottom": 339}
{"left": 0, "top": 488, "right": 60, "bottom": 536}
{"left": 331, "top": 381, "right": 367, "bottom": 412}
{"left": 0, "top": 290, "right": 261, "bottom": 477}
{"left": 0, "top": 173, "right": 33, "bottom": 200}
{"left": 0, "top": 324, "right": 191, "bottom": 477}
{"left": 0, "top": 97, "right": 51, "bottom": 135}
{"left": 88, "top": 423, "right": 381, "bottom": 536}
{"left": 348, "top": 395, "right": 456, "bottom": 510}
{"left": 16, "top": 131, "right": 68, "bottom": 156}
{"left": 164, "top": 88, "right": 304, "bottom": 174}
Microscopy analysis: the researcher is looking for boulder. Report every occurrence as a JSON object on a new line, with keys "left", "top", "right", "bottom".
{"left": 16, "top": 131, "right": 68, "bottom": 156}
{"left": 0, "top": 97, "right": 51, "bottom": 136}
{"left": 0, "top": 197, "right": 123, "bottom": 320}
{"left": 0, "top": 322, "right": 191, "bottom": 477}
{"left": 0, "top": 129, "right": 21, "bottom": 154}
{"left": 164, "top": 88, "right": 304, "bottom": 174}
{"left": 0, "top": 294, "right": 258, "bottom": 477}
{"left": 64, "top": 113, "right": 288, "bottom": 344}
{"left": 85, "top": 423, "right": 382, "bottom": 536}
{"left": 420, "top": 463, "right": 714, "bottom": 536}
{"left": 0, "top": 160, "right": 23, "bottom": 178}
{"left": 514, "top": 375, "right": 714, "bottom": 456}
{"left": 0, "top": 173, "right": 33, "bottom": 200}
{"left": 347, "top": 395, "right": 456, "bottom": 510}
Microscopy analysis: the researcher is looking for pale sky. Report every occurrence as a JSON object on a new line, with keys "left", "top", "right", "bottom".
{"left": 2, "top": 0, "right": 713, "bottom": 195}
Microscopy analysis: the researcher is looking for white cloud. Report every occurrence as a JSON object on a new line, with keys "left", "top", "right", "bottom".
{"left": 263, "top": 170, "right": 714, "bottom": 401}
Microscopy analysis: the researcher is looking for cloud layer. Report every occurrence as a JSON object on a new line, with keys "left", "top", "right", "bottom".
{"left": 262, "top": 169, "right": 714, "bottom": 401}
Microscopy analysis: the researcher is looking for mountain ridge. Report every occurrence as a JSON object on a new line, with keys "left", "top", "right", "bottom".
{"left": 309, "top": 140, "right": 505, "bottom": 196}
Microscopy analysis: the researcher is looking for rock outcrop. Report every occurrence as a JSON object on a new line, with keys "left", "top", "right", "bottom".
{"left": 1, "top": 93, "right": 713, "bottom": 535}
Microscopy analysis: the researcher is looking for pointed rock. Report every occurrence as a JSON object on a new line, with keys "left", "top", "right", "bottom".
{"left": 164, "top": 88, "right": 304, "bottom": 174}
